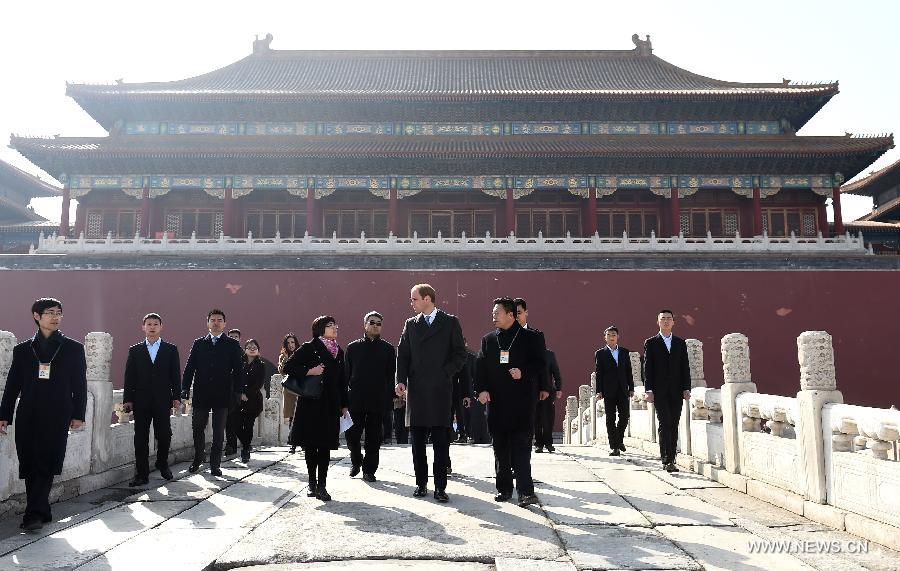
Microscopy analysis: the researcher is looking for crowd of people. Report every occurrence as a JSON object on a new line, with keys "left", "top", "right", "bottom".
{"left": 0, "top": 289, "right": 692, "bottom": 531}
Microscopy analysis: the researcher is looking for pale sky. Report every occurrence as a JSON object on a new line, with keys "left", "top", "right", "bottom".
{"left": 3, "top": 0, "right": 897, "bottom": 223}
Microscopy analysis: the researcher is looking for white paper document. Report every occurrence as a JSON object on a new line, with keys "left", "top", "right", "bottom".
{"left": 339, "top": 411, "right": 353, "bottom": 434}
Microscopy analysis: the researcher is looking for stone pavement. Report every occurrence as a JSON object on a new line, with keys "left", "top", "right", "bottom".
{"left": 1, "top": 444, "right": 898, "bottom": 570}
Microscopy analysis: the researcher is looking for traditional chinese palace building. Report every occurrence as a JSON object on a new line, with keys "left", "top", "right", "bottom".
{"left": 842, "top": 157, "right": 900, "bottom": 252}
{"left": 0, "top": 159, "right": 58, "bottom": 252}
{"left": 9, "top": 35, "right": 893, "bottom": 244}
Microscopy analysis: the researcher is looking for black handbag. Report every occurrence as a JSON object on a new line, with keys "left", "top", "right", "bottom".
{"left": 282, "top": 373, "right": 324, "bottom": 399}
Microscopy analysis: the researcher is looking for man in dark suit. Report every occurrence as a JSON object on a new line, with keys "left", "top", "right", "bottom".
{"left": 464, "top": 341, "right": 491, "bottom": 444}
{"left": 181, "top": 308, "right": 244, "bottom": 476}
{"left": 123, "top": 313, "right": 181, "bottom": 486}
{"left": 396, "top": 283, "right": 467, "bottom": 503}
{"left": 476, "top": 297, "right": 549, "bottom": 508}
{"left": 513, "top": 298, "right": 562, "bottom": 454}
{"left": 0, "top": 298, "right": 87, "bottom": 531}
{"left": 345, "top": 311, "right": 396, "bottom": 482}
{"left": 595, "top": 326, "right": 634, "bottom": 456}
{"left": 643, "top": 309, "right": 691, "bottom": 473}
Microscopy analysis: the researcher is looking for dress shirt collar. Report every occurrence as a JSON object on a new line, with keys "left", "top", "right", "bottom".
{"left": 422, "top": 307, "right": 438, "bottom": 322}
{"left": 145, "top": 337, "right": 162, "bottom": 348}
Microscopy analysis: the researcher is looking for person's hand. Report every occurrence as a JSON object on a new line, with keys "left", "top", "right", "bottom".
{"left": 683, "top": 390, "right": 691, "bottom": 401}
{"left": 70, "top": 419, "right": 83, "bottom": 430}
{"left": 538, "top": 390, "right": 549, "bottom": 401}
{"left": 395, "top": 383, "right": 406, "bottom": 397}
{"left": 509, "top": 368, "right": 522, "bottom": 380}
{"left": 645, "top": 392, "right": 655, "bottom": 404}
{"left": 171, "top": 400, "right": 181, "bottom": 409}
{"left": 341, "top": 407, "right": 349, "bottom": 416}
{"left": 240, "top": 393, "right": 248, "bottom": 402}
{"left": 628, "top": 391, "right": 634, "bottom": 399}
{"left": 555, "top": 390, "right": 562, "bottom": 400}
{"left": 308, "top": 364, "right": 325, "bottom": 376}
{"left": 478, "top": 391, "right": 491, "bottom": 405}
{"left": 0, "top": 420, "right": 8, "bottom": 435}
{"left": 123, "top": 402, "right": 133, "bottom": 413}
{"left": 597, "top": 392, "right": 603, "bottom": 400}
{"left": 463, "top": 397, "right": 471, "bottom": 408}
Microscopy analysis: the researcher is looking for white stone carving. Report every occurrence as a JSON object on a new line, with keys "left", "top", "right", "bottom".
{"left": 721, "top": 333, "right": 751, "bottom": 384}
{"left": 798, "top": 331, "right": 837, "bottom": 391}
{"left": 84, "top": 332, "right": 113, "bottom": 383}
{"left": 686, "top": 339, "right": 705, "bottom": 388}
{"left": 0, "top": 331, "right": 16, "bottom": 392}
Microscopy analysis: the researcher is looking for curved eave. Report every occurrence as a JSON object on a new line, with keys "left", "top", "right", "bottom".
{"left": 0, "top": 159, "right": 62, "bottom": 197}
{"left": 842, "top": 156, "right": 900, "bottom": 196}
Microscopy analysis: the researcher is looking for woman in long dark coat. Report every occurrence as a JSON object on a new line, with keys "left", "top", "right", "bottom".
{"left": 237, "top": 339, "right": 266, "bottom": 463}
{"left": 283, "top": 315, "right": 348, "bottom": 501}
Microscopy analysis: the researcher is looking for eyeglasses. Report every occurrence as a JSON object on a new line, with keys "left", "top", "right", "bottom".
{"left": 326, "top": 323, "right": 338, "bottom": 328}
{"left": 42, "top": 311, "right": 63, "bottom": 317}
{"left": 368, "top": 321, "right": 383, "bottom": 326}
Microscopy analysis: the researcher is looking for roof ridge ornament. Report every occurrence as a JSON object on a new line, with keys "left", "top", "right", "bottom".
{"left": 253, "top": 33, "right": 274, "bottom": 55}
{"left": 632, "top": 34, "right": 652, "bottom": 56}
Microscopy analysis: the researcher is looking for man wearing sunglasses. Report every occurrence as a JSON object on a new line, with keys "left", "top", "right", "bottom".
{"left": 344, "top": 311, "right": 396, "bottom": 482}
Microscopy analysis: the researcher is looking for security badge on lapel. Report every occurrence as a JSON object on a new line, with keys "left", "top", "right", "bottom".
{"left": 38, "top": 363, "right": 51, "bottom": 380}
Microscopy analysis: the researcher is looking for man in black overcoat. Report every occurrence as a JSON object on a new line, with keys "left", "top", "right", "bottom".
{"left": 123, "top": 312, "right": 181, "bottom": 486}
{"left": 643, "top": 309, "right": 691, "bottom": 472}
{"left": 514, "top": 298, "right": 563, "bottom": 454}
{"left": 395, "top": 284, "right": 467, "bottom": 503}
{"left": 0, "top": 298, "right": 87, "bottom": 531}
{"left": 345, "top": 310, "right": 396, "bottom": 482}
{"left": 595, "top": 325, "right": 634, "bottom": 456}
{"left": 476, "top": 297, "right": 549, "bottom": 508}
{"left": 181, "top": 308, "right": 244, "bottom": 476}
{"left": 464, "top": 341, "right": 490, "bottom": 444}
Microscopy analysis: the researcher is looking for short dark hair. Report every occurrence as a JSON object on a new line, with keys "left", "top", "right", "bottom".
{"left": 364, "top": 311, "right": 383, "bottom": 323}
{"left": 412, "top": 284, "right": 436, "bottom": 304}
{"left": 312, "top": 315, "right": 336, "bottom": 338}
{"left": 493, "top": 297, "right": 517, "bottom": 316}
{"left": 228, "top": 328, "right": 242, "bottom": 337}
{"left": 658, "top": 309, "right": 675, "bottom": 318}
{"left": 604, "top": 325, "right": 619, "bottom": 334}
{"left": 143, "top": 313, "right": 163, "bottom": 324}
{"left": 31, "top": 298, "right": 62, "bottom": 326}
{"left": 244, "top": 338, "right": 259, "bottom": 350}
{"left": 208, "top": 308, "right": 226, "bottom": 321}
{"left": 513, "top": 297, "right": 527, "bottom": 311}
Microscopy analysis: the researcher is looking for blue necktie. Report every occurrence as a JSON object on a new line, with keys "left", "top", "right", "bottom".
{"left": 211, "top": 336, "right": 217, "bottom": 346}
{"left": 425, "top": 316, "right": 432, "bottom": 326}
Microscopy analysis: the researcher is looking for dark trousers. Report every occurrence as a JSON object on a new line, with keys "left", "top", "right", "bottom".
{"left": 133, "top": 404, "right": 173, "bottom": 477}
{"left": 603, "top": 391, "right": 630, "bottom": 450}
{"left": 24, "top": 473, "right": 53, "bottom": 523}
{"left": 345, "top": 410, "right": 383, "bottom": 475}
{"left": 382, "top": 410, "right": 393, "bottom": 443}
{"left": 192, "top": 406, "right": 228, "bottom": 468}
{"left": 654, "top": 394, "right": 683, "bottom": 464}
{"left": 225, "top": 408, "right": 240, "bottom": 450}
{"left": 409, "top": 426, "right": 449, "bottom": 491}
{"left": 236, "top": 409, "right": 259, "bottom": 451}
{"left": 304, "top": 446, "right": 331, "bottom": 488}
{"left": 493, "top": 428, "right": 535, "bottom": 496}
{"left": 534, "top": 399, "right": 555, "bottom": 447}
{"left": 393, "top": 407, "right": 408, "bottom": 444}
{"left": 469, "top": 401, "right": 491, "bottom": 444}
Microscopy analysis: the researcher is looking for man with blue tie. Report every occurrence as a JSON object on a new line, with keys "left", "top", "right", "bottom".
{"left": 123, "top": 313, "right": 181, "bottom": 486}
{"left": 182, "top": 309, "right": 244, "bottom": 476}
{"left": 594, "top": 326, "right": 634, "bottom": 457}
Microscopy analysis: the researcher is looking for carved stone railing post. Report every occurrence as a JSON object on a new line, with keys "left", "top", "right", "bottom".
{"left": 679, "top": 338, "right": 705, "bottom": 457}
{"left": 578, "top": 385, "right": 591, "bottom": 444}
{"left": 85, "top": 332, "right": 114, "bottom": 473}
{"left": 565, "top": 396, "right": 577, "bottom": 444}
{"left": 796, "top": 331, "right": 842, "bottom": 503}
{"left": 720, "top": 333, "right": 756, "bottom": 473}
{"left": 0, "top": 330, "right": 17, "bottom": 398}
{"left": 589, "top": 372, "right": 598, "bottom": 442}
{"left": 0, "top": 331, "right": 17, "bottom": 502}
{"left": 258, "top": 374, "right": 288, "bottom": 445}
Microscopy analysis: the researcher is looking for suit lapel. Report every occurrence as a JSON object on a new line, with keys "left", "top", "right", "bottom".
{"left": 419, "top": 311, "right": 445, "bottom": 343}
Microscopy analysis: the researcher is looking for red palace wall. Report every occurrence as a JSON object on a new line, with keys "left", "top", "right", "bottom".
{"left": 0, "top": 270, "right": 897, "bottom": 427}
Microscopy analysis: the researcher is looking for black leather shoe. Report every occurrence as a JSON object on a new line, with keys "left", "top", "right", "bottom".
{"left": 316, "top": 486, "right": 332, "bottom": 501}
{"left": 545, "top": 444, "right": 555, "bottom": 452}
{"left": 535, "top": 446, "right": 544, "bottom": 453}
{"left": 210, "top": 467, "right": 223, "bottom": 477}
{"left": 619, "top": 444, "right": 627, "bottom": 452}
{"left": 434, "top": 490, "right": 449, "bottom": 503}
{"left": 494, "top": 491, "right": 512, "bottom": 502}
{"left": 517, "top": 494, "right": 540, "bottom": 507}
{"left": 158, "top": 466, "right": 174, "bottom": 480}
{"left": 128, "top": 476, "right": 149, "bottom": 487}
{"left": 188, "top": 461, "right": 202, "bottom": 473}
{"left": 362, "top": 473, "right": 376, "bottom": 482}
{"left": 413, "top": 485, "right": 427, "bottom": 497}
{"left": 307, "top": 481, "right": 317, "bottom": 497}
{"left": 289, "top": 445, "right": 296, "bottom": 454}
{"left": 241, "top": 453, "right": 251, "bottom": 463}
{"left": 224, "top": 445, "right": 237, "bottom": 456}
{"left": 610, "top": 449, "right": 621, "bottom": 456}
{"left": 350, "top": 464, "right": 361, "bottom": 477}
{"left": 665, "top": 462, "right": 678, "bottom": 473}
{"left": 21, "top": 517, "right": 42, "bottom": 531}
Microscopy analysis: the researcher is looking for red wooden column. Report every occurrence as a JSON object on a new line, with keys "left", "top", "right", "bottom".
{"left": 59, "top": 183, "right": 71, "bottom": 237}
{"left": 306, "top": 187, "right": 318, "bottom": 236}
{"left": 817, "top": 202, "right": 828, "bottom": 236}
{"left": 140, "top": 186, "right": 151, "bottom": 237}
{"left": 669, "top": 186, "right": 681, "bottom": 237}
{"left": 585, "top": 187, "right": 598, "bottom": 236}
{"left": 832, "top": 184, "right": 844, "bottom": 235}
{"left": 752, "top": 187, "right": 762, "bottom": 236}
{"left": 505, "top": 188, "right": 515, "bottom": 235}
{"left": 388, "top": 188, "right": 398, "bottom": 236}
{"left": 223, "top": 185, "right": 234, "bottom": 237}
{"left": 74, "top": 203, "right": 86, "bottom": 237}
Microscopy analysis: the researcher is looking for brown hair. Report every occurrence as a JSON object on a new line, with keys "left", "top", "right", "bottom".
{"left": 412, "top": 283, "right": 436, "bottom": 304}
